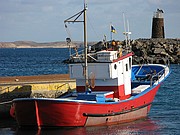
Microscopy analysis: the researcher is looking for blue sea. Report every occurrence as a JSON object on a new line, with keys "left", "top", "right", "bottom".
{"left": 0, "top": 48, "right": 179, "bottom": 135}
{"left": 0, "top": 48, "right": 69, "bottom": 77}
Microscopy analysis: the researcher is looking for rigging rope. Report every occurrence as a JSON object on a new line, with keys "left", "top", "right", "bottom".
{"left": 87, "top": 15, "right": 101, "bottom": 40}
{"left": 64, "top": 23, "right": 73, "bottom": 42}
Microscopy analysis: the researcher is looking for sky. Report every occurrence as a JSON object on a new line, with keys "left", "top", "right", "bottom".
{"left": 0, "top": 0, "right": 179, "bottom": 42}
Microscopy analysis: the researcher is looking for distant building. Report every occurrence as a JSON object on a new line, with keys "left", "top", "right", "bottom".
{"left": 151, "top": 9, "right": 165, "bottom": 38}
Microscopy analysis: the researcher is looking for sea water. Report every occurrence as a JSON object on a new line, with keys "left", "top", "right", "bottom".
{"left": 0, "top": 48, "right": 69, "bottom": 76}
{"left": 0, "top": 48, "right": 179, "bottom": 135}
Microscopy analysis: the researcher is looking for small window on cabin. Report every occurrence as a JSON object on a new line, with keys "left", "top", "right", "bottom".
{"left": 126, "top": 64, "right": 128, "bottom": 71}
{"left": 129, "top": 58, "right": 132, "bottom": 69}
{"left": 114, "top": 64, "right": 117, "bottom": 70}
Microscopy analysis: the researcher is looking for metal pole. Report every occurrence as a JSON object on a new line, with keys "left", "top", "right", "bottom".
{"left": 123, "top": 13, "right": 128, "bottom": 49}
{"left": 84, "top": 1, "right": 88, "bottom": 91}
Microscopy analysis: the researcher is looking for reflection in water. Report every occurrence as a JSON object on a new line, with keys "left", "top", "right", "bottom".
{"left": 15, "top": 118, "right": 159, "bottom": 135}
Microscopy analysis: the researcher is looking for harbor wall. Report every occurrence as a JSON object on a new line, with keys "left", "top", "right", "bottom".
{"left": 132, "top": 38, "right": 180, "bottom": 64}
{"left": 0, "top": 74, "right": 76, "bottom": 118}
{"left": 0, "top": 81, "right": 76, "bottom": 99}
{"left": 91, "top": 38, "right": 180, "bottom": 64}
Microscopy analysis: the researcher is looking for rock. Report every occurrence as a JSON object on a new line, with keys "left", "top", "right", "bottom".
{"left": 177, "top": 49, "right": 180, "bottom": 56}
{"left": 133, "top": 38, "right": 180, "bottom": 64}
{"left": 153, "top": 43, "right": 162, "bottom": 48}
{"left": 153, "top": 47, "right": 165, "bottom": 54}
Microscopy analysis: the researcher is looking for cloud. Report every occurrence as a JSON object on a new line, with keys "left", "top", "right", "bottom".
{"left": 0, "top": 0, "right": 179, "bottom": 42}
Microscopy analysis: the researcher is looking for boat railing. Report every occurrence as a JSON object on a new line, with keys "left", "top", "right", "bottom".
{"left": 87, "top": 54, "right": 97, "bottom": 61}
{"left": 135, "top": 64, "right": 143, "bottom": 76}
{"left": 70, "top": 50, "right": 98, "bottom": 62}
{"left": 150, "top": 66, "right": 167, "bottom": 86}
{"left": 70, "top": 49, "right": 84, "bottom": 57}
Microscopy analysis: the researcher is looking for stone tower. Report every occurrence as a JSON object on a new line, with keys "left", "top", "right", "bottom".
{"left": 151, "top": 9, "right": 165, "bottom": 38}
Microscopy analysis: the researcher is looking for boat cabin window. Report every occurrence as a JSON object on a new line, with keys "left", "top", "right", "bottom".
{"left": 126, "top": 64, "right": 128, "bottom": 71}
{"left": 129, "top": 58, "right": 132, "bottom": 69}
{"left": 114, "top": 64, "right": 117, "bottom": 70}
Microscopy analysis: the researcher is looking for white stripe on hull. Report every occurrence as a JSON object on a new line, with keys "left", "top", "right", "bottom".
{"left": 85, "top": 106, "right": 148, "bottom": 126}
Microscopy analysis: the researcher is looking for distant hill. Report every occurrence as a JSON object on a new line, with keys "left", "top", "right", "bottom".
{"left": 0, "top": 41, "right": 96, "bottom": 48}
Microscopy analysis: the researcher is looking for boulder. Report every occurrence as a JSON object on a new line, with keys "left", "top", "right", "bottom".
{"left": 133, "top": 38, "right": 180, "bottom": 64}
{"left": 153, "top": 47, "right": 165, "bottom": 54}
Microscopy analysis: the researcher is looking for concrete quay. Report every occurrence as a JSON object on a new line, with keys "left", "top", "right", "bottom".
{"left": 0, "top": 74, "right": 76, "bottom": 118}
{"left": 0, "top": 74, "right": 76, "bottom": 99}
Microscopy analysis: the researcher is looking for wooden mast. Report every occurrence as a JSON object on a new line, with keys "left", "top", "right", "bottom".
{"left": 64, "top": 0, "right": 88, "bottom": 92}
{"left": 83, "top": 1, "right": 88, "bottom": 92}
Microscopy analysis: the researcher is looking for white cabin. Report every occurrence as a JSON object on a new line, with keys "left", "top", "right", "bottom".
{"left": 69, "top": 50, "right": 133, "bottom": 100}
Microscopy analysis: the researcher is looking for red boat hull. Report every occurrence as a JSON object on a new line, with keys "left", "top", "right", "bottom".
{"left": 14, "top": 84, "right": 160, "bottom": 127}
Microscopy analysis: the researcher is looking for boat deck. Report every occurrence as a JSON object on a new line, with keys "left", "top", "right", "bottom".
{"left": 132, "top": 85, "right": 150, "bottom": 94}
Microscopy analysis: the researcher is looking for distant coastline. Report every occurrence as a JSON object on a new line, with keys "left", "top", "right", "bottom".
{"left": 0, "top": 41, "right": 96, "bottom": 48}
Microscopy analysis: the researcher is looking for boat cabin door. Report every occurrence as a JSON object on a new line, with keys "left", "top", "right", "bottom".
{"left": 122, "top": 57, "right": 132, "bottom": 96}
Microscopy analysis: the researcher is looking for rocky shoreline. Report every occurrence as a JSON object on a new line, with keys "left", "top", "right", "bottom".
{"left": 91, "top": 38, "right": 180, "bottom": 64}
{"left": 131, "top": 38, "right": 180, "bottom": 64}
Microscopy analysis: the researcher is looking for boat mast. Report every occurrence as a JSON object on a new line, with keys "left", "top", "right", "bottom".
{"left": 64, "top": 0, "right": 88, "bottom": 91}
{"left": 84, "top": 0, "right": 88, "bottom": 91}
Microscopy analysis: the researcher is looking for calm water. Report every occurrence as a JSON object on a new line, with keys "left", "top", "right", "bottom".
{"left": 0, "top": 48, "right": 179, "bottom": 135}
{"left": 0, "top": 48, "right": 69, "bottom": 77}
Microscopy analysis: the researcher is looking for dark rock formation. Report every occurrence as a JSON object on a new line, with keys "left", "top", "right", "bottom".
{"left": 131, "top": 38, "right": 180, "bottom": 64}
{"left": 87, "top": 38, "right": 180, "bottom": 64}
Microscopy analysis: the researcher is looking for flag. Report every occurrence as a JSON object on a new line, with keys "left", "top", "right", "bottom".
{"left": 111, "top": 25, "right": 117, "bottom": 33}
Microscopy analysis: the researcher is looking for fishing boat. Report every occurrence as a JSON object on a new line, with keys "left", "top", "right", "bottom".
{"left": 11, "top": 1, "right": 170, "bottom": 128}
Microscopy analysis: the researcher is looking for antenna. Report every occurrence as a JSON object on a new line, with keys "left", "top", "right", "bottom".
{"left": 127, "top": 19, "right": 132, "bottom": 51}
{"left": 123, "top": 13, "right": 132, "bottom": 52}
{"left": 123, "top": 13, "right": 128, "bottom": 48}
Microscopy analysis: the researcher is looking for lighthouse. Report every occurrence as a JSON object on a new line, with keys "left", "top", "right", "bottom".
{"left": 151, "top": 9, "right": 165, "bottom": 38}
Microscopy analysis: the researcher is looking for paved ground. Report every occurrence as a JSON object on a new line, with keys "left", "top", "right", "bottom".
{"left": 0, "top": 74, "right": 71, "bottom": 85}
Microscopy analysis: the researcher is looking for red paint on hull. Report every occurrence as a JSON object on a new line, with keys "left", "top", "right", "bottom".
{"left": 14, "top": 84, "right": 161, "bottom": 127}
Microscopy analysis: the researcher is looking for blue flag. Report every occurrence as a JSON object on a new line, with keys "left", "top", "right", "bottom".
{"left": 111, "top": 25, "right": 117, "bottom": 33}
